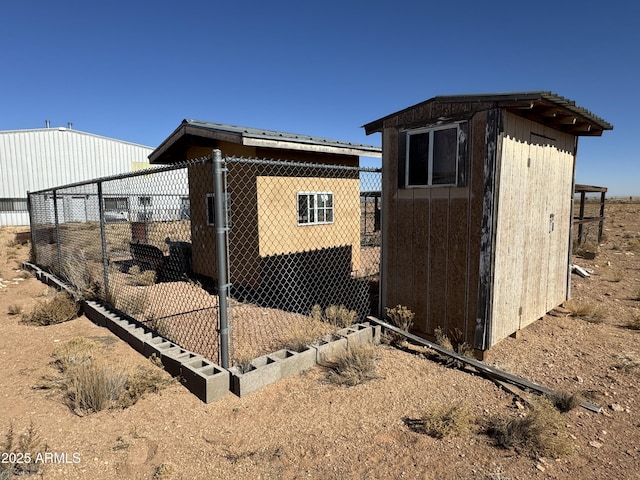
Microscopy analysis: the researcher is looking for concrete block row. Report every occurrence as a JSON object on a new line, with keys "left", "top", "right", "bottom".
{"left": 22, "top": 263, "right": 382, "bottom": 404}
{"left": 228, "top": 322, "right": 380, "bottom": 397}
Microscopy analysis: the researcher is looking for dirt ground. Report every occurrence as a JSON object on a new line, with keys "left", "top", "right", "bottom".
{"left": 1, "top": 202, "right": 639, "bottom": 480}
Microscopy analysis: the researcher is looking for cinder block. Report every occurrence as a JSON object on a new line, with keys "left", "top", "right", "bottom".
{"left": 126, "top": 326, "right": 150, "bottom": 354}
{"left": 82, "top": 301, "right": 107, "bottom": 327}
{"left": 312, "top": 334, "right": 348, "bottom": 363}
{"left": 269, "top": 347, "right": 317, "bottom": 378}
{"left": 181, "top": 359, "right": 229, "bottom": 403}
{"left": 229, "top": 354, "right": 281, "bottom": 397}
{"left": 161, "top": 347, "right": 201, "bottom": 377}
{"left": 336, "top": 323, "right": 374, "bottom": 349}
{"left": 142, "top": 334, "right": 178, "bottom": 359}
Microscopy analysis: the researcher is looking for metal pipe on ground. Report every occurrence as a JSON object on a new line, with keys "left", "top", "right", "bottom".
{"left": 366, "top": 316, "right": 602, "bottom": 414}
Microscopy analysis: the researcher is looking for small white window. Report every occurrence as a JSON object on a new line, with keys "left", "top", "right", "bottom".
{"left": 406, "top": 123, "right": 462, "bottom": 187}
{"left": 298, "top": 192, "right": 334, "bottom": 226}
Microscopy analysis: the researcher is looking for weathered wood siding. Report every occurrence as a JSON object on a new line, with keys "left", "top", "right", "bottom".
{"left": 380, "top": 105, "right": 492, "bottom": 345}
{"left": 490, "top": 112, "right": 576, "bottom": 345}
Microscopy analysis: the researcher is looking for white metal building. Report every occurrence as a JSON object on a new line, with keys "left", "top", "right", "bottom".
{"left": 0, "top": 126, "right": 153, "bottom": 226}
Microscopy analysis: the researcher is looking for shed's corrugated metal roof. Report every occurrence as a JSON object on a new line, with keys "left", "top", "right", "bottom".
{"left": 149, "top": 119, "right": 381, "bottom": 163}
{"left": 363, "top": 91, "right": 613, "bottom": 136}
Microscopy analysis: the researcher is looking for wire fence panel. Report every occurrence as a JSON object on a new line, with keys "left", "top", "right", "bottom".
{"left": 28, "top": 154, "right": 382, "bottom": 367}
{"left": 29, "top": 158, "right": 222, "bottom": 362}
{"left": 223, "top": 157, "right": 381, "bottom": 364}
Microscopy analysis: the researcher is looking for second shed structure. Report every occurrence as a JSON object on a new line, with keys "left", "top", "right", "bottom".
{"left": 363, "top": 91, "right": 612, "bottom": 354}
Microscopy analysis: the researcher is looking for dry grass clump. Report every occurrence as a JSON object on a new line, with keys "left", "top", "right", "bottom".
{"left": 310, "top": 304, "right": 357, "bottom": 328}
{"left": 564, "top": 299, "right": 606, "bottom": 323}
{"left": 382, "top": 305, "right": 415, "bottom": 345}
{"left": 486, "top": 396, "right": 573, "bottom": 458}
{"left": 21, "top": 291, "right": 79, "bottom": 326}
{"left": 417, "top": 402, "right": 473, "bottom": 439}
{"left": 7, "top": 304, "right": 22, "bottom": 315}
{"left": 153, "top": 463, "right": 177, "bottom": 479}
{"left": 42, "top": 337, "right": 173, "bottom": 415}
{"left": 60, "top": 249, "right": 102, "bottom": 300}
{"left": 625, "top": 309, "right": 640, "bottom": 330}
{"left": 546, "top": 391, "right": 582, "bottom": 413}
{"left": 326, "top": 345, "right": 379, "bottom": 386}
{"left": 107, "top": 282, "right": 150, "bottom": 318}
{"left": 614, "top": 352, "right": 640, "bottom": 372}
{"left": 628, "top": 238, "right": 640, "bottom": 252}
{"left": 0, "top": 422, "right": 46, "bottom": 477}
{"left": 127, "top": 265, "right": 157, "bottom": 286}
{"left": 281, "top": 318, "right": 334, "bottom": 352}
{"left": 434, "top": 327, "right": 475, "bottom": 367}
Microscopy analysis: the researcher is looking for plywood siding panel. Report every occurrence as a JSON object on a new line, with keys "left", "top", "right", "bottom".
{"left": 428, "top": 195, "right": 449, "bottom": 332}
{"left": 411, "top": 190, "right": 430, "bottom": 331}
{"left": 394, "top": 191, "right": 416, "bottom": 311}
{"left": 381, "top": 128, "right": 399, "bottom": 314}
{"left": 446, "top": 196, "right": 470, "bottom": 334}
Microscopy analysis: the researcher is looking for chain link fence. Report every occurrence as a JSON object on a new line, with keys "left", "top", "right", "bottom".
{"left": 28, "top": 153, "right": 381, "bottom": 367}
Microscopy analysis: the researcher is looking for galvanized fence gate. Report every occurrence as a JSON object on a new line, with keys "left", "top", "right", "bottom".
{"left": 28, "top": 151, "right": 382, "bottom": 368}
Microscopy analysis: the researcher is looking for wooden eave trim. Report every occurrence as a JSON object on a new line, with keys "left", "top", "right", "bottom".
{"left": 243, "top": 137, "right": 382, "bottom": 157}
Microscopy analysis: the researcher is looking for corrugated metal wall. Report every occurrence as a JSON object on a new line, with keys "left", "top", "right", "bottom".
{"left": 0, "top": 128, "right": 153, "bottom": 226}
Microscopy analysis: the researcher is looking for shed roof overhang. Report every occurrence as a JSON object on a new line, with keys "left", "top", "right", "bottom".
{"left": 363, "top": 91, "right": 613, "bottom": 137}
{"left": 150, "top": 119, "right": 382, "bottom": 164}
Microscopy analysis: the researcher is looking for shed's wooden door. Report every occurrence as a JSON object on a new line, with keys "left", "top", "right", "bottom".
{"left": 492, "top": 113, "right": 574, "bottom": 346}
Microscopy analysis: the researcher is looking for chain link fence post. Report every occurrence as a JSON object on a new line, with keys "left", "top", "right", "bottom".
{"left": 52, "top": 189, "right": 62, "bottom": 275}
{"left": 213, "top": 149, "right": 231, "bottom": 368}
{"left": 97, "top": 181, "right": 110, "bottom": 298}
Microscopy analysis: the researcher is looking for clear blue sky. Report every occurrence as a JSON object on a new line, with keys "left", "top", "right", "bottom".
{"left": 2, "top": 1, "right": 638, "bottom": 196}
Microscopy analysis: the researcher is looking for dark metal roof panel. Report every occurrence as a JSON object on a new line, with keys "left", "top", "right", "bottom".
{"left": 363, "top": 91, "right": 613, "bottom": 135}
{"left": 184, "top": 119, "right": 382, "bottom": 155}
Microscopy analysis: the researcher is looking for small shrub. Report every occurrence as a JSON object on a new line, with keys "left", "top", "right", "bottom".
{"left": 52, "top": 336, "right": 97, "bottom": 373}
{"left": 323, "top": 304, "right": 357, "bottom": 328}
{"left": 614, "top": 352, "right": 640, "bottom": 372}
{"left": 625, "top": 309, "right": 640, "bottom": 330}
{"left": 418, "top": 402, "right": 473, "bottom": 438}
{"left": 153, "top": 463, "right": 177, "bottom": 479}
{"left": 21, "top": 292, "right": 79, "bottom": 326}
{"left": 326, "top": 345, "right": 378, "bottom": 386}
{"left": 486, "top": 396, "right": 573, "bottom": 458}
{"left": 44, "top": 337, "right": 172, "bottom": 414}
{"left": 434, "top": 327, "right": 475, "bottom": 367}
{"left": 546, "top": 391, "right": 581, "bottom": 413}
{"left": 281, "top": 319, "right": 333, "bottom": 352}
{"left": 386, "top": 304, "right": 414, "bottom": 332}
{"left": 309, "top": 304, "right": 357, "bottom": 328}
{"left": 0, "top": 422, "right": 46, "bottom": 477}
{"left": 68, "top": 360, "right": 129, "bottom": 414}
{"left": 128, "top": 266, "right": 156, "bottom": 286}
{"left": 564, "top": 299, "right": 606, "bottom": 323}
{"left": 607, "top": 269, "right": 624, "bottom": 282}
{"left": 7, "top": 304, "right": 22, "bottom": 315}
{"left": 628, "top": 239, "right": 640, "bottom": 252}
{"left": 117, "top": 366, "right": 175, "bottom": 409}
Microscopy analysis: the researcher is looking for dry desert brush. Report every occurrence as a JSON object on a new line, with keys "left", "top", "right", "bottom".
{"left": 43, "top": 337, "right": 173, "bottom": 415}
{"left": 486, "top": 396, "right": 573, "bottom": 458}
{"left": 383, "top": 304, "right": 415, "bottom": 345}
{"left": 415, "top": 402, "right": 473, "bottom": 439}
{"left": 21, "top": 291, "right": 79, "bottom": 326}
{"left": 1, "top": 422, "right": 47, "bottom": 477}
{"left": 326, "top": 345, "right": 379, "bottom": 386}
{"left": 564, "top": 299, "right": 606, "bottom": 324}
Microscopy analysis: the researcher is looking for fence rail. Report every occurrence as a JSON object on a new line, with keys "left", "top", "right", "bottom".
{"left": 28, "top": 151, "right": 381, "bottom": 367}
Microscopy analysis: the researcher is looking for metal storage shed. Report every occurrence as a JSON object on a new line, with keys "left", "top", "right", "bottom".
{"left": 363, "top": 91, "right": 612, "bottom": 355}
